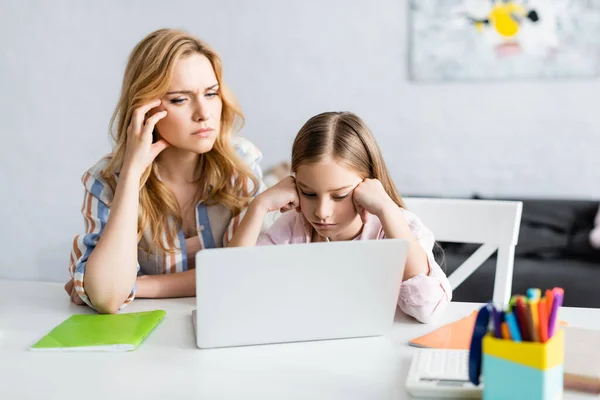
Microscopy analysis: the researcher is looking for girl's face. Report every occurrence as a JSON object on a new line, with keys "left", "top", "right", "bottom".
{"left": 154, "top": 53, "right": 223, "bottom": 154}
{"left": 294, "top": 159, "right": 364, "bottom": 241}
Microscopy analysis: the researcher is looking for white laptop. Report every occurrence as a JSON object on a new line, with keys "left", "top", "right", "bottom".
{"left": 192, "top": 239, "right": 408, "bottom": 349}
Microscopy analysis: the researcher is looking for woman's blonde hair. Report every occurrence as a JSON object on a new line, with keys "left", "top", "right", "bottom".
{"left": 291, "top": 111, "right": 405, "bottom": 209}
{"left": 103, "top": 29, "right": 258, "bottom": 252}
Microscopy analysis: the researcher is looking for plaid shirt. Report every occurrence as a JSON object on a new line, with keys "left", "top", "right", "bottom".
{"left": 69, "top": 137, "right": 268, "bottom": 310}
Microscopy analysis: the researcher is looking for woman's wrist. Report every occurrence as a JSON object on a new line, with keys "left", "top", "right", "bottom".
{"left": 135, "top": 275, "right": 157, "bottom": 298}
{"left": 119, "top": 161, "right": 146, "bottom": 183}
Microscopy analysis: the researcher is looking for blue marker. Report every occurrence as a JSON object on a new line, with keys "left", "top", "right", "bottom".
{"left": 469, "top": 303, "right": 493, "bottom": 386}
{"left": 527, "top": 288, "right": 541, "bottom": 301}
{"left": 504, "top": 311, "right": 522, "bottom": 342}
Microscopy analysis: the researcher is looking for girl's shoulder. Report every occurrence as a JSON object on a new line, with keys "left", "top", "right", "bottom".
{"left": 80, "top": 155, "right": 115, "bottom": 205}
{"left": 231, "top": 136, "right": 262, "bottom": 166}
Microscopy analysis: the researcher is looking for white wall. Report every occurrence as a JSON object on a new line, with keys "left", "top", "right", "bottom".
{"left": 2, "top": 0, "right": 599, "bottom": 282}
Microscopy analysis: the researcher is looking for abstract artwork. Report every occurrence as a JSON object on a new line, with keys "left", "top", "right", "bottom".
{"left": 409, "top": 0, "right": 600, "bottom": 81}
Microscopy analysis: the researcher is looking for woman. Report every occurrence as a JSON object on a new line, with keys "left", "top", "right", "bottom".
{"left": 64, "top": 29, "right": 269, "bottom": 313}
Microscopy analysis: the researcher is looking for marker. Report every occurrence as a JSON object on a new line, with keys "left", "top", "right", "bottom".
{"left": 501, "top": 321, "right": 511, "bottom": 340}
{"left": 514, "top": 296, "right": 530, "bottom": 341}
{"left": 492, "top": 306, "right": 503, "bottom": 338}
{"left": 526, "top": 288, "right": 541, "bottom": 342}
{"left": 508, "top": 295, "right": 518, "bottom": 312}
{"left": 504, "top": 311, "right": 522, "bottom": 342}
{"left": 538, "top": 297, "right": 549, "bottom": 342}
{"left": 469, "top": 304, "right": 493, "bottom": 386}
{"left": 528, "top": 298, "right": 540, "bottom": 342}
{"left": 527, "top": 288, "right": 541, "bottom": 301}
{"left": 545, "top": 289, "right": 554, "bottom": 321}
{"left": 548, "top": 287, "right": 564, "bottom": 338}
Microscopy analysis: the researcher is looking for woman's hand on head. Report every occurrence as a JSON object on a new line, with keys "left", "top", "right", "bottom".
{"left": 352, "top": 179, "right": 397, "bottom": 222}
{"left": 122, "top": 99, "right": 170, "bottom": 177}
{"left": 254, "top": 176, "right": 301, "bottom": 214}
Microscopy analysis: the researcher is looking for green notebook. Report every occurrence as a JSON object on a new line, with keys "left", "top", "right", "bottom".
{"left": 30, "top": 310, "right": 166, "bottom": 352}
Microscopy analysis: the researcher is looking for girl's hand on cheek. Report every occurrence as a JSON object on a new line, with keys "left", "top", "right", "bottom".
{"left": 255, "top": 176, "right": 301, "bottom": 214}
{"left": 352, "top": 179, "right": 397, "bottom": 220}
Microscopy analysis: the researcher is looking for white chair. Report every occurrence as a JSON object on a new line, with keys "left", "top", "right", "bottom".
{"left": 403, "top": 197, "right": 523, "bottom": 308}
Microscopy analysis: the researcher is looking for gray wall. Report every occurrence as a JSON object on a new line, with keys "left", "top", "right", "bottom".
{"left": 2, "top": 0, "right": 599, "bottom": 282}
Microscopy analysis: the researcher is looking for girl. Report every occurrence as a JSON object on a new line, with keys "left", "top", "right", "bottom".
{"left": 64, "top": 29, "right": 270, "bottom": 314}
{"left": 228, "top": 112, "right": 452, "bottom": 323}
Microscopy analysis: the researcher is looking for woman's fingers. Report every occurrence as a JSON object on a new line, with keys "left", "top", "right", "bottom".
{"left": 71, "top": 289, "right": 84, "bottom": 305}
{"left": 64, "top": 279, "right": 73, "bottom": 295}
{"left": 65, "top": 280, "right": 84, "bottom": 305}
{"left": 122, "top": 101, "right": 168, "bottom": 175}
{"left": 129, "top": 99, "right": 161, "bottom": 136}
{"left": 149, "top": 139, "right": 170, "bottom": 161}
{"left": 70, "top": 289, "right": 79, "bottom": 304}
{"left": 141, "top": 110, "right": 167, "bottom": 139}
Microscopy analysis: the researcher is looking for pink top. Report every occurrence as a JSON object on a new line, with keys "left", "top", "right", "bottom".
{"left": 257, "top": 209, "right": 452, "bottom": 323}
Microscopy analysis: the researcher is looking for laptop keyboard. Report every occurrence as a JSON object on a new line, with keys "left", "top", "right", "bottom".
{"left": 414, "top": 349, "right": 470, "bottom": 382}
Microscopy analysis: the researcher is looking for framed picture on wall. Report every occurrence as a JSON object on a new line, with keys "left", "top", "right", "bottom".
{"left": 408, "top": 0, "right": 600, "bottom": 81}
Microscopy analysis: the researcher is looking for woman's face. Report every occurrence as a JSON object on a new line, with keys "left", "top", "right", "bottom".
{"left": 154, "top": 53, "right": 223, "bottom": 154}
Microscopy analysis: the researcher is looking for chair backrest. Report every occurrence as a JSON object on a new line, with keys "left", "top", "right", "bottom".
{"left": 403, "top": 197, "right": 523, "bottom": 307}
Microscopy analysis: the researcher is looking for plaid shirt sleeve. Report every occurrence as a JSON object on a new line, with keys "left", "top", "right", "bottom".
{"left": 68, "top": 160, "right": 138, "bottom": 311}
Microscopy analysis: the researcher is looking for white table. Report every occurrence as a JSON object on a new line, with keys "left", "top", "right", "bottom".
{"left": 0, "top": 280, "right": 598, "bottom": 400}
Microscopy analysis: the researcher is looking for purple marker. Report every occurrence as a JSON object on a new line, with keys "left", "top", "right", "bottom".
{"left": 492, "top": 306, "right": 503, "bottom": 338}
{"left": 547, "top": 287, "right": 564, "bottom": 338}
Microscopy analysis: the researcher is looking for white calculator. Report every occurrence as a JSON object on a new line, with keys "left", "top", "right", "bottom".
{"left": 405, "top": 349, "right": 482, "bottom": 398}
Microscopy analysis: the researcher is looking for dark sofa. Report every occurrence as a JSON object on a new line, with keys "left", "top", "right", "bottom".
{"left": 435, "top": 197, "right": 600, "bottom": 308}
